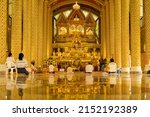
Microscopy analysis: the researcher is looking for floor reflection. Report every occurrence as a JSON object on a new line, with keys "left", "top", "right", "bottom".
{"left": 0, "top": 72, "right": 150, "bottom": 100}
{"left": 6, "top": 75, "right": 15, "bottom": 100}
{"left": 16, "top": 75, "right": 27, "bottom": 100}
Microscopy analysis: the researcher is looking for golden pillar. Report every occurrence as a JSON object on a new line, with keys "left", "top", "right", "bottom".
{"left": 0, "top": 0, "right": 7, "bottom": 63}
{"left": 43, "top": 0, "right": 48, "bottom": 60}
{"left": 31, "top": 0, "right": 39, "bottom": 63}
{"left": 130, "top": 0, "right": 142, "bottom": 72}
{"left": 101, "top": 9, "right": 106, "bottom": 58}
{"left": 47, "top": 7, "right": 53, "bottom": 58}
{"left": 23, "top": 0, "right": 31, "bottom": 64}
{"left": 121, "top": 0, "right": 130, "bottom": 73}
{"left": 49, "top": 7, "right": 53, "bottom": 57}
{"left": 11, "top": 0, "right": 23, "bottom": 59}
{"left": 143, "top": 0, "right": 150, "bottom": 65}
{"left": 23, "top": 0, "right": 42, "bottom": 66}
{"left": 47, "top": 7, "right": 50, "bottom": 58}
{"left": 37, "top": 0, "right": 44, "bottom": 65}
{"left": 105, "top": 0, "right": 110, "bottom": 59}
{"left": 114, "top": 0, "right": 121, "bottom": 68}
{"left": 109, "top": 0, "right": 115, "bottom": 58}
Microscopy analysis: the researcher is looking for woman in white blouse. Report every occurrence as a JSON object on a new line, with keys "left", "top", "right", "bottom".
{"left": 108, "top": 58, "right": 117, "bottom": 73}
{"left": 6, "top": 52, "right": 16, "bottom": 72}
{"left": 16, "top": 53, "right": 29, "bottom": 75}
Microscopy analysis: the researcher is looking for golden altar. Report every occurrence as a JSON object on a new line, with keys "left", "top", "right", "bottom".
{"left": 49, "top": 42, "right": 100, "bottom": 71}
{"left": 48, "top": 7, "right": 101, "bottom": 71}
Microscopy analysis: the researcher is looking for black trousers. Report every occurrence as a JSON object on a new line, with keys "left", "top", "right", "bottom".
{"left": 17, "top": 68, "right": 29, "bottom": 75}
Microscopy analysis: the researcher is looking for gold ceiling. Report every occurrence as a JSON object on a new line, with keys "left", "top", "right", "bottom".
{"left": 47, "top": 0, "right": 104, "bottom": 12}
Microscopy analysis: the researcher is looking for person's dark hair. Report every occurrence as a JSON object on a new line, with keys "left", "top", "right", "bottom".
{"left": 8, "top": 52, "right": 12, "bottom": 57}
{"left": 104, "top": 58, "right": 107, "bottom": 62}
{"left": 110, "top": 58, "right": 114, "bottom": 62}
{"left": 18, "top": 53, "right": 24, "bottom": 60}
{"left": 147, "top": 70, "right": 150, "bottom": 74}
{"left": 31, "top": 60, "right": 35, "bottom": 65}
{"left": 88, "top": 62, "right": 92, "bottom": 64}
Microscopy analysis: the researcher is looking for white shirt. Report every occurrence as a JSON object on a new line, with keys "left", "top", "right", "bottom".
{"left": 108, "top": 62, "right": 117, "bottom": 72}
{"left": 85, "top": 64, "right": 94, "bottom": 73}
{"left": 6, "top": 57, "right": 15, "bottom": 63}
{"left": 6, "top": 57, "right": 16, "bottom": 68}
{"left": 49, "top": 65, "right": 55, "bottom": 72}
{"left": 16, "top": 59, "right": 28, "bottom": 68}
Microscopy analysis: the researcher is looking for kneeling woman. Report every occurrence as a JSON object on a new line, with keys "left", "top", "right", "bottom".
{"left": 16, "top": 53, "right": 29, "bottom": 75}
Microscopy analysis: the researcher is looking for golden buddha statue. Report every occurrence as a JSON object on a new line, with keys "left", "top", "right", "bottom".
{"left": 57, "top": 48, "right": 62, "bottom": 57}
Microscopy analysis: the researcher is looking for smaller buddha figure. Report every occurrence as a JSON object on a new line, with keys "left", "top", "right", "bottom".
{"left": 53, "top": 51, "right": 56, "bottom": 56}
{"left": 57, "top": 48, "right": 62, "bottom": 57}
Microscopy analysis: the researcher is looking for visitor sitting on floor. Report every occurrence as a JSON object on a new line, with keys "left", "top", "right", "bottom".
{"left": 6, "top": 52, "right": 16, "bottom": 73}
{"left": 85, "top": 62, "right": 94, "bottom": 73}
{"left": 30, "top": 60, "right": 37, "bottom": 74}
{"left": 16, "top": 53, "right": 29, "bottom": 75}
{"left": 108, "top": 58, "right": 117, "bottom": 73}
{"left": 101, "top": 58, "right": 108, "bottom": 72}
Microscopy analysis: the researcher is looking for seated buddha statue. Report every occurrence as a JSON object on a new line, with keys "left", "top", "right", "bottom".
{"left": 57, "top": 48, "right": 62, "bottom": 57}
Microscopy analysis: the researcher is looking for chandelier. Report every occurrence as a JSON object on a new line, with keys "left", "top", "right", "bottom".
{"left": 73, "top": 1, "right": 80, "bottom": 10}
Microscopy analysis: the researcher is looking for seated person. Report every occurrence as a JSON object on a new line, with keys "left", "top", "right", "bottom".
{"left": 6, "top": 52, "right": 15, "bottom": 63}
{"left": 16, "top": 53, "right": 29, "bottom": 75}
{"left": 6, "top": 52, "right": 16, "bottom": 73}
{"left": 101, "top": 58, "right": 107, "bottom": 72}
{"left": 30, "top": 61, "right": 37, "bottom": 73}
{"left": 85, "top": 62, "right": 94, "bottom": 73}
{"left": 49, "top": 63, "right": 55, "bottom": 73}
{"left": 108, "top": 58, "right": 117, "bottom": 73}
{"left": 6, "top": 61, "right": 16, "bottom": 73}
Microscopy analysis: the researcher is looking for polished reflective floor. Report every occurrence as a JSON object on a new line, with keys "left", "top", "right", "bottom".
{"left": 0, "top": 71, "right": 150, "bottom": 100}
